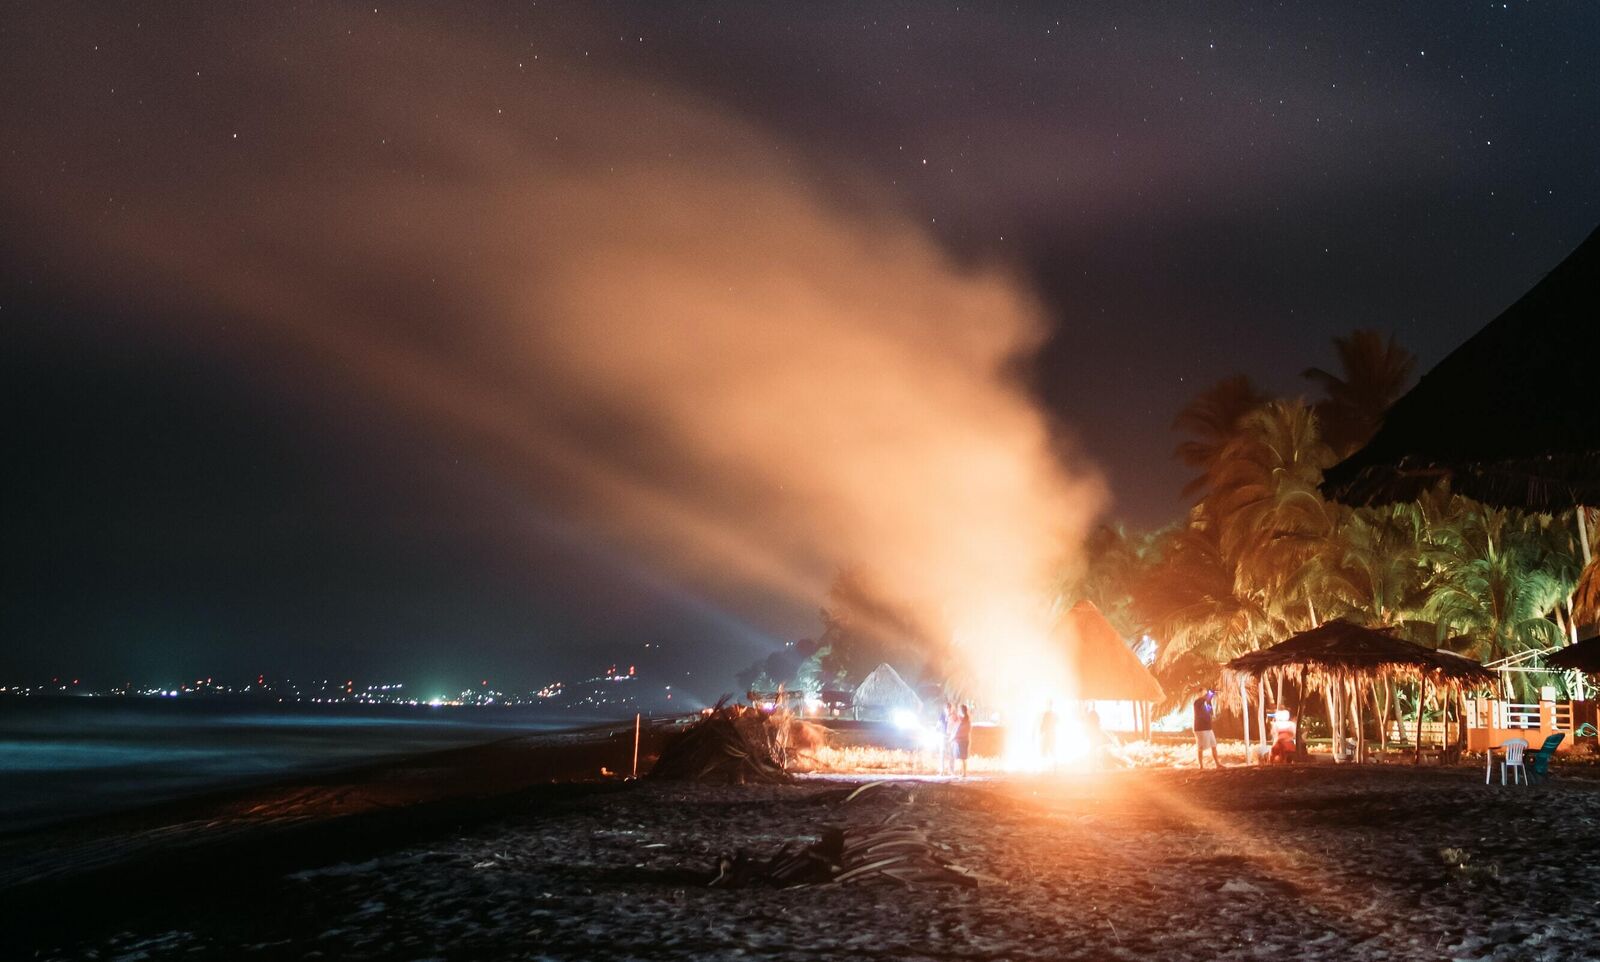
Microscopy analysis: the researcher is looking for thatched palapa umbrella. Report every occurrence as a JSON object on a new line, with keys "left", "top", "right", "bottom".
{"left": 1321, "top": 224, "right": 1600, "bottom": 513}
{"left": 1546, "top": 635, "right": 1600, "bottom": 674}
{"left": 851, "top": 663, "right": 922, "bottom": 721}
{"left": 1225, "top": 621, "right": 1495, "bottom": 763}
{"left": 1053, "top": 601, "right": 1165, "bottom": 737}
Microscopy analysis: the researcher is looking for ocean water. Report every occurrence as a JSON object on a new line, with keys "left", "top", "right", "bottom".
{"left": 0, "top": 698, "right": 600, "bottom": 832}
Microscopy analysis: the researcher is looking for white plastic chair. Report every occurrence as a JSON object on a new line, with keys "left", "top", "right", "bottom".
{"left": 1500, "top": 737, "right": 1529, "bottom": 786}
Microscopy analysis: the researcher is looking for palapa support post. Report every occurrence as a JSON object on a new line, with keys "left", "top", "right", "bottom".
{"left": 1414, "top": 677, "right": 1426, "bottom": 764}
{"left": 1294, "top": 665, "right": 1309, "bottom": 760}
{"left": 1239, "top": 677, "right": 1252, "bottom": 764}
{"left": 1352, "top": 677, "right": 1366, "bottom": 764}
{"left": 1258, "top": 675, "right": 1269, "bottom": 760}
{"left": 1443, "top": 682, "right": 1452, "bottom": 756}
{"left": 1373, "top": 678, "right": 1388, "bottom": 755}
{"left": 1335, "top": 673, "right": 1348, "bottom": 762}
{"left": 1324, "top": 677, "right": 1341, "bottom": 763}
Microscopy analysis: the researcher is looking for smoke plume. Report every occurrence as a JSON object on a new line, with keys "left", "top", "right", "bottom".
{"left": 1, "top": 6, "right": 1104, "bottom": 701}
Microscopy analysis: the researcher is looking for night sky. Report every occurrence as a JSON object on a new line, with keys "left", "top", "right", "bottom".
{"left": 3, "top": 2, "right": 1597, "bottom": 694}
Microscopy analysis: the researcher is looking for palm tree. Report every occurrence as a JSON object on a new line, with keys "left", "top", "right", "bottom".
{"left": 1139, "top": 401, "right": 1337, "bottom": 668}
{"left": 1572, "top": 506, "right": 1598, "bottom": 633}
{"left": 1575, "top": 556, "right": 1600, "bottom": 633}
{"left": 1057, "top": 523, "right": 1161, "bottom": 638}
{"left": 1173, "top": 375, "right": 1269, "bottom": 499}
{"left": 1425, "top": 541, "right": 1566, "bottom": 664}
{"left": 1302, "top": 329, "right": 1417, "bottom": 458}
{"left": 1319, "top": 483, "right": 1481, "bottom": 635}
{"left": 1134, "top": 517, "right": 1277, "bottom": 669}
{"left": 1205, "top": 398, "right": 1336, "bottom": 583}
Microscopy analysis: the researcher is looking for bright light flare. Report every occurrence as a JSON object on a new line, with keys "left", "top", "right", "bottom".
{"left": 891, "top": 709, "right": 945, "bottom": 751}
{"left": 948, "top": 604, "right": 1096, "bottom": 773}
{"left": 1000, "top": 696, "right": 1096, "bottom": 772}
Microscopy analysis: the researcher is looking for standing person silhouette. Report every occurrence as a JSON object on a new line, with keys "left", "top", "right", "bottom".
{"left": 953, "top": 704, "right": 973, "bottom": 779}
{"left": 1039, "top": 699, "right": 1058, "bottom": 765}
{"left": 1193, "top": 689, "right": 1222, "bottom": 769}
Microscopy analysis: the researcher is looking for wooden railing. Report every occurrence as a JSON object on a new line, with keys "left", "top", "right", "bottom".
{"left": 1499, "top": 702, "right": 1543, "bottom": 729}
{"left": 1382, "top": 720, "right": 1449, "bottom": 745}
{"left": 1393, "top": 700, "right": 1582, "bottom": 747}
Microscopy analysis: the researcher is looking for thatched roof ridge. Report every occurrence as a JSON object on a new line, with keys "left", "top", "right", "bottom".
{"left": 1323, "top": 223, "right": 1600, "bottom": 511}
{"left": 1225, "top": 620, "right": 1496, "bottom": 685}
{"left": 1056, "top": 600, "right": 1165, "bottom": 702}
{"left": 1546, "top": 635, "right": 1600, "bottom": 674}
{"left": 852, "top": 663, "right": 921, "bottom": 710}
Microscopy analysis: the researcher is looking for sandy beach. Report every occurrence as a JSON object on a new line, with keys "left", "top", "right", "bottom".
{"left": 9, "top": 729, "right": 1600, "bottom": 962}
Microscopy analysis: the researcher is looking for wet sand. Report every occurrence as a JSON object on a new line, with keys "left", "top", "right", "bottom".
{"left": 11, "top": 746, "right": 1600, "bottom": 961}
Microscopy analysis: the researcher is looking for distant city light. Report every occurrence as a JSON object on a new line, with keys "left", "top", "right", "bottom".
{"left": 0, "top": 660, "right": 692, "bottom": 714}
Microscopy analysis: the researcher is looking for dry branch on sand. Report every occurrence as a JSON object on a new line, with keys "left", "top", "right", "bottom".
{"left": 708, "top": 821, "right": 978, "bottom": 888}
{"left": 708, "top": 787, "right": 980, "bottom": 889}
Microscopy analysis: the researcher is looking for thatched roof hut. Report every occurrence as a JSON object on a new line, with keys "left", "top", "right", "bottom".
{"left": 1226, "top": 621, "right": 1495, "bottom": 686}
{"left": 852, "top": 663, "right": 921, "bottom": 720}
{"left": 1055, "top": 601, "right": 1165, "bottom": 703}
{"left": 1322, "top": 224, "right": 1600, "bottom": 512}
{"left": 1225, "top": 620, "right": 1494, "bottom": 763}
{"left": 1546, "top": 635, "right": 1600, "bottom": 674}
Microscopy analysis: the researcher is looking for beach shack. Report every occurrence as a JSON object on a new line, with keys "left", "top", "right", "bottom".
{"left": 1462, "top": 688, "right": 1582, "bottom": 755}
{"left": 1454, "top": 636, "right": 1600, "bottom": 755}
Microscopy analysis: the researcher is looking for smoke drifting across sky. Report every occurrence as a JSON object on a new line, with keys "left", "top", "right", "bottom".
{"left": 2, "top": 6, "right": 1103, "bottom": 693}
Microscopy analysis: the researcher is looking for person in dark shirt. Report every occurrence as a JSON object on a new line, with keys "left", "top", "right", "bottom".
{"left": 953, "top": 704, "right": 973, "bottom": 779}
{"left": 1193, "top": 689, "right": 1222, "bottom": 769}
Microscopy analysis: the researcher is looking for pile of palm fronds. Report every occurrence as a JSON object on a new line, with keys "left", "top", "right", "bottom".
{"left": 707, "top": 783, "right": 980, "bottom": 888}
{"left": 649, "top": 701, "right": 793, "bottom": 784}
{"left": 708, "top": 819, "right": 978, "bottom": 888}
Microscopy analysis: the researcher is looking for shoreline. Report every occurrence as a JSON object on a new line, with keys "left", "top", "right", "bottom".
{"left": 1, "top": 719, "right": 679, "bottom": 935}
{"left": 0, "top": 697, "right": 669, "bottom": 832}
{"left": 1, "top": 716, "right": 657, "bottom": 840}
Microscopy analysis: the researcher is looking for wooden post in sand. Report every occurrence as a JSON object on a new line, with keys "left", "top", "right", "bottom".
{"left": 1442, "top": 682, "right": 1454, "bottom": 758}
{"left": 1239, "top": 678, "right": 1252, "bottom": 764}
{"left": 1351, "top": 678, "right": 1365, "bottom": 764}
{"left": 1293, "top": 666, "right": 1309, "bottom": 760}
{"left": 632, "top": 712, "right": 641, "bottom": 779}
{"left": 1420, "top": 675, "right": 1433, "bottom": 765}
{"left": 1324, "top": 677, "right": 1340, "bottom": 762}
{"left": 1258, "top": 676, "right": 1269, "bottom": 760}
